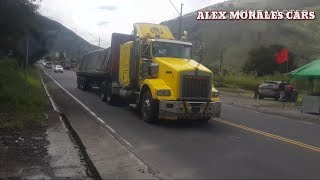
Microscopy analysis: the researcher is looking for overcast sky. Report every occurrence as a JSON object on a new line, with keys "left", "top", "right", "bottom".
{"left": 39, "top": 0, "right": 225, "bottom": 47}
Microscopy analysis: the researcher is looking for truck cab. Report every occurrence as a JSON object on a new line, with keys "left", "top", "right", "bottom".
{"left": 118, "top": 23, "right": 221, "bottom": 122}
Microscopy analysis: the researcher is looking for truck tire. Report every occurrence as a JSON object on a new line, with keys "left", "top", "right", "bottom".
{"left": 141, "top": 91, "right": 158, "bottom": 123}
{"left": 199, "top": 118, "right": 210, "bottom": 123}
{"left": 77, "top": 77, "right": 80, "bottom": 89}
{"left": 101, "top": 81, "right": 116, "bottom": 105}
{"left": 79, "top": 80, "right": 84, "bottom": 90}
{"left": 79, "top": 78, "right": 88, "bottom": 91}
{"left": 86, "top": 82, "right": 92, "bottom": 91}
{"left": 80, "top": 80, "right": 87, "bottom": 91}
{"left": 100, "top": 82, "right": 107, "bottom": 102}
{"left": 106, "top": 85, "right": 117, "bottom": 105}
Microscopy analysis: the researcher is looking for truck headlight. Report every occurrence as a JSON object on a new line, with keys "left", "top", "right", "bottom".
{"left": 212, "top": 91, "right": 220, "bottom": 98}
{"left": 157, "top": 89, "right": 171, "bottom": 96}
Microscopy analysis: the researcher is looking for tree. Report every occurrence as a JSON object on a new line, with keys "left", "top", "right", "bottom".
{"left": 0, "top": 0, "right": 39, "bottom": 49}
{"left": 242, "top": 44, "right": 297, "bottom": 76}
{"left": 0, "top": 0, "right": 50, "bottom": 65}
{"left": 59, "top": 52, "right": 65, "bottom": 61}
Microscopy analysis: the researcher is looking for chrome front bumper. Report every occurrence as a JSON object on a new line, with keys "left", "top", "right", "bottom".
{"left": 158, "top": 100, "right": 222, "bottom": 120}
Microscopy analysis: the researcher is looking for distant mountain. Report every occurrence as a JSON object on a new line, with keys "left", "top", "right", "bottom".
{"left": 162, "top": 0, "right": 320, "bottom": 71}
{"left": 36, "top": 15, "right": 99, "bottom": 60}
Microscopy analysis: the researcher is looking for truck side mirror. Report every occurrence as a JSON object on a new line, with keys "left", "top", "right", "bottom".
{"left": 140, "top": 58, "right": 158, "bottom": 78}
{"left": 148, "top": 63, "right": 159, "bottom": 78}
{"left": 140, "top": 58, "right": 151, "bottom": 78}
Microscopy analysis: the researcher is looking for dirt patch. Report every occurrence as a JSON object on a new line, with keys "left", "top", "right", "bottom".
{"left": 221, "top": 91, "right": 299, "bottom": 110}
{"left": 0, "top": 122, "right": 52, "bottom": 179}
{"left": 220, "top": 91, "right": 320, "bottom": 124}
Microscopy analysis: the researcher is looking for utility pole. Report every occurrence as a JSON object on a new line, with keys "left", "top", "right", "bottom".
{"left": 199, "top": 45, "right": 203, "bottom": 63}
{"left": 25, "top": 37, "right": 29, "bottom": 94}
{"left": 219, "top": 47, "right": 224, "bottom": 86}
{"left": 98, "top": 37, "right": 101, "bottom": 47}
{"left": 179, "top": 3, "right": 184, "bottom": 40}
{"left": 220, "top": 47, "right": 223, "bottom": 75}
{"left": 77, "top": 47, "right": 80, "bottom": 62}
{"left": 168, "top": 0, "right": 184, "bottom": 40}
{"left": 287, "top": 59, "right": 289, "bottom": 74}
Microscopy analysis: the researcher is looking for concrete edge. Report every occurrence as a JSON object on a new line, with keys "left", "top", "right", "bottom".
{"left": 39, "top": 72, "right": 102, "bottom": 180}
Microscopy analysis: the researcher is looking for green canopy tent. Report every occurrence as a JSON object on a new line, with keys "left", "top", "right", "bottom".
{"left": 289, "top": 59, "right": 320, "bottom": 79}
{"left": 289, "top": 59, "right": 320, "bottom": 94}
{"left": 289, "top": 59, "right": 320, "bottom": 114}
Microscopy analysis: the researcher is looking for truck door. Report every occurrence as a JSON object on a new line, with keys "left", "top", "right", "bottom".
{"left": 139, "top": 43, "right": 151, "bottom": 82}
{"left": 119, "top": 42, "right": 132, "bottom": 87}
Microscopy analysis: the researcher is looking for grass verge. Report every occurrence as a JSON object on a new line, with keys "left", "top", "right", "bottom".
{"left": 213, "top": 73, "right": 309, "bottom": 107}
{"left": 0, "top": 57, "right": 49, "bottom": 129}
{"left": 213, "top": 73, "right": 288, "bottom": 91}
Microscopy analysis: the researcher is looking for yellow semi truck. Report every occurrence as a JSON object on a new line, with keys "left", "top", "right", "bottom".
{"left": 77, "top": 23, "right": 221, "bottom": 123}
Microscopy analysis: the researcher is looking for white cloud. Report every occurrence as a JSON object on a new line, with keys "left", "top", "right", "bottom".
{"left": 39, "top": 0, "right": 225, "bottom": 47}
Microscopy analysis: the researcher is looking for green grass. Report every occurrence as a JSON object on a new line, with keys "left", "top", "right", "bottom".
{"left": 214, "top": 72, "right": 318, "bottom": 107}
{"left": 213, "top": 72, "right": 288, "bottom": 91}
{"left": 0, "top": 58, "right": 49, "bottom": 129}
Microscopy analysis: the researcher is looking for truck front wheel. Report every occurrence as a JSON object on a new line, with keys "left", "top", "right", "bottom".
{"left": 141, "top": 91, "right": 158, "bottom": 123}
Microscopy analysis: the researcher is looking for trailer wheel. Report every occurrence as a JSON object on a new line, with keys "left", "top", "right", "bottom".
{"left": 77, "top": 77, "right": 80, "bottom": 89}
{"left": 105, "top": 84, "right": 116, "bottom": 105}
{"left": 79, "top": 79, "right": 87, "bottom": 91}
{"left": 141, "top": 91, "right": 158, "bottom": 123}
{"left": 101, "top": 81, "right": 116, "bottom": 105}
{"left": 81, "top": 81, "right": 87, "bottom": 91}
{"left": 79, "top": 80, "right": 83, "bottom": 90}
{"left": 100, "top": 82, "right": 107, "bottom": 102}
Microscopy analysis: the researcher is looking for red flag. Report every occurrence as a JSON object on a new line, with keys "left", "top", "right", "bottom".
{"left": 275, "top": 48, "right": 288, "bottom": 64}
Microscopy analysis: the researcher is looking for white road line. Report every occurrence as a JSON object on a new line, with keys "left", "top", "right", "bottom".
{"left": 40, "top": 75, "right": 59, "bottom": 112}
{"left": 119, "top": 137, "right": 133, "bottom": 148}
{"left": 301, "top": 121, "right": 315, "bottom": 125}
{"left": 42, "top": 69, "right": 118, "bottom": 135}
{"left": 96, "top": 117, "right": 106, "bottom": 124}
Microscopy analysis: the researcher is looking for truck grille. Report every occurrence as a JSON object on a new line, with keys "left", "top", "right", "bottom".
{"left": 181, "top": 75, "right": 211, "bottom": 100}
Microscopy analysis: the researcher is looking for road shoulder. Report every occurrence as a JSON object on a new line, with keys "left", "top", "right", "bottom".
{"left": 0, "top": 101, "right": 90, "bottom": 179}
{"left": 41, "top": 70, "right": 157, "bottom": 179}
{"left": 220, "top": 92, "right": 320, "bottom": 125}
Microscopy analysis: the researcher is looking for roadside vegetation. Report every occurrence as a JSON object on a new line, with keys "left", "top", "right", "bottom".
{"left": 212, "top": 44, "right": 292, "bottom": 91}
{"left": 213, "top": 72, "right": 287, "bottom": 90}
{"left": 0, "top": 58, "right": 49, "bottom": 129}
{"left": 1, "top": 0, "right": 49, "bottom": 65}
{"left": 0, "top": 0, "right": 51, "bottom": 129}
{"left": 165, "top": 1, "right": 320, "bottom": 70}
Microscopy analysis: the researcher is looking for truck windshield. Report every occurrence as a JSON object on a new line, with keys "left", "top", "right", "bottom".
{"left": 152, "top": 42, "right": 191, "bottom": 59}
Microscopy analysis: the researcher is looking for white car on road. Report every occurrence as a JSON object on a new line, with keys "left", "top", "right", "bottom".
{"left": 54, "top": 65, "right": 64, "bottom": 73}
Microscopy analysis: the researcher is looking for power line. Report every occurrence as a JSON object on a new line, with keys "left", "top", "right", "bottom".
{"left": 168, "top": 0, "right": 180, "bottom": 15}
{"left": 167, "top": 0, "right": 184, "bottom": 40}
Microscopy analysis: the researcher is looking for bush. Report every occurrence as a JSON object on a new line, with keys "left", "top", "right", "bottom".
{"left": 243, "top": 44, "right": 297, "bottom": 76}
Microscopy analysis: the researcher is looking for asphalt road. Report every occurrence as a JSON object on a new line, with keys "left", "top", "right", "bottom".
{"left": 42, "top": 67, "right": 320, "bottom": 179}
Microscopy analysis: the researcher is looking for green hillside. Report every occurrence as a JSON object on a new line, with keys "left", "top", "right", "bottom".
{"left": 162, "top": 0, "right": 320, "bottom": 71}
{"left": 0, "top": 0, "right": 97, "bottom": 63}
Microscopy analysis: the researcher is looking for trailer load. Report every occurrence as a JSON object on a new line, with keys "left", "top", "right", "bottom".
{"left": 61, "top": 60, "right": 72, "bottom": 70}
{"left": 77, "top": 23, "right": 221, "bottom": 123}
